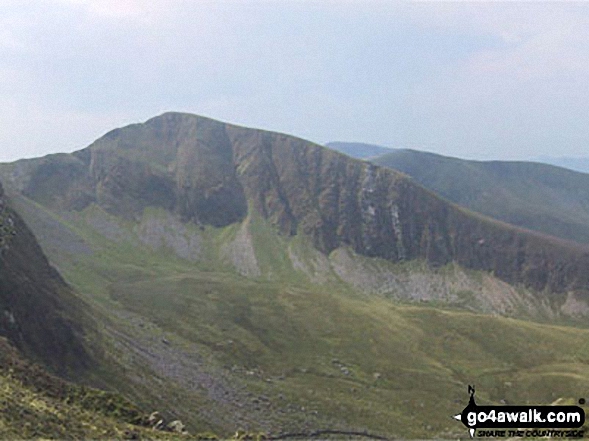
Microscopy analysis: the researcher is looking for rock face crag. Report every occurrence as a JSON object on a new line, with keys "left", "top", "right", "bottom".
{"left": 2, "top": 112, "right": 589, "bottom": 304}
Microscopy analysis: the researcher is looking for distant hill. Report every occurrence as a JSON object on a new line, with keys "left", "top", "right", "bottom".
{"left": 371, "top": 148, "right": 589, "bottom": 245}
{"left": 326, "top": 141, "right": 395, "bottom": 159}
{"left": 534, "top": 155, "right": 589, "bottom": 174}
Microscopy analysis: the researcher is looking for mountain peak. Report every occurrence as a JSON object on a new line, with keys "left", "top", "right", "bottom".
{"left": 2, "top": 114, "right": 589, "bottom": 302}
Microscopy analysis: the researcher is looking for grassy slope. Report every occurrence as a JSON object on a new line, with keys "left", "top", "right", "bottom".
{"left": 7, "top": 192, "right": 589, "bottom": 439}
{"left": 112, "top": 274, "right": 589, "bottom": 434}
{"left": 0, "top": 337, "right": 187, "bottom": 440}
{"left": 371, "top": 149, "right": 589, "bottom": 245}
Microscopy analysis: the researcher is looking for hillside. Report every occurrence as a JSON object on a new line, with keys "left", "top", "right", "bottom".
{"left": 0, "top": 183, "right": 192, "bottom": 438}
{"left": 370, "top": 148, "right": 589, "bottom": 246}
{"left": 535, "top": 155, "right": 589, "bottom": 174}
{"left": 2, "top": 113, "right": 589, "bottom": 437}
{"left": 0, "top": 182, "right": 91, "bottom": 377}
{"left": 0, "top": 336, "right": 191, "bottom": 439}
{"left": 325, "top": 142, "right": 395, "bottom": 159}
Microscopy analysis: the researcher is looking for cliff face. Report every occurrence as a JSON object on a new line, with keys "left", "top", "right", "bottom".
{"left": 2, "top": 112, "right": 588, "bottom": 302}
{"left": 0, "top": 183, "right": 90, "bottom": 376}
{"left": 227, "top": 126, "right": 589, "bottom": 298}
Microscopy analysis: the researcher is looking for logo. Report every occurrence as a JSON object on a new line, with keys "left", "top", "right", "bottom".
{"left": 453, "top": 385, "right": 585, "bottom": 438}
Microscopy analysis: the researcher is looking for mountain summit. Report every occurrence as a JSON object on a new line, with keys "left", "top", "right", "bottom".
{"left": 2, "top": 112, "right": 588, "bottom": 303}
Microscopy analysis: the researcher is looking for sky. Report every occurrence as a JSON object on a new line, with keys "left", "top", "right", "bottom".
{"left": 1, "top": 0, "right": 589, "bottom": 162}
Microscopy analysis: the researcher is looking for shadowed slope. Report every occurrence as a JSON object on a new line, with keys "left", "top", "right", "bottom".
{"left": 0, "top": 183, "right": 91, "bottom": 377}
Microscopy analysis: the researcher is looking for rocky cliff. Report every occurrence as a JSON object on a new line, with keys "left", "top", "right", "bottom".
{"left": 2, "top": 112, "right": 588, "bottom": 306}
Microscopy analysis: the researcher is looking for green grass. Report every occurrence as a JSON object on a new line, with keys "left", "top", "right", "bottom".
{"left": 8, "top": 195, "right": 589, "bottom": 438}
{"left": 0, "top": 338, "right": 192, "bottom": 440}
{"left": 109, "top": 272, "right": 589, "bottom": 436}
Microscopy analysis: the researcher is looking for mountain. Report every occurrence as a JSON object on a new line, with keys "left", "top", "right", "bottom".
{"left": 2, "top": 112, "right": 587, "bottom": 302}
{"left": 534, "top": 155, "right": 589, "bottom": 174}
{"left": 325, "top": 142, "right": 395, "bottom": 159}
{"left": 2, "top": 112, "right": 589, "bottom": 437}
{"left": 370, "top": 148, "right": 589, "bottom": 246}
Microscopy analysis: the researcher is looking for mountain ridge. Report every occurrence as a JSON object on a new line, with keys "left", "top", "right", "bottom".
{"left": 361, "top": 147, "right": 589, "bottom": 246}
{"left": 534, "top": 155, "right": 589, "bottom": 174}
{"left": 325, "top": 141, "right": 396, "bottom": 159}
{"left": 2, "top": 112, "right": 589, "bottom": 311}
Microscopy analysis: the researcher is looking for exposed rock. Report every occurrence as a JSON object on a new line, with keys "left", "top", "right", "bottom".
{"left": 83, "top": 205, "right": 128, "bottom": 243}
{"left": 329, "top": 247, "right": 556, "bottom": 318}
{"left": 221, "top": 218, "right": 261, "bottom": 277}
{"left": 0, "top": 191, "right": 15, "bottom": 251}
{"left": 370, "top": 147, "right": 589, "bottom": 246}
{"left": 167, "top": 419, "right": 187, "bottom": 433}
{"left": 2, "top": 112, "right": 589, "bottom": 311}
{"left": 147, "top": 411, "right": 161, "bottom": 426}
{"left": 287, "top": 242, "right": 334, "bottom": 284}
{"left": 561, "top": 291, "right": 589, "bottom": 317}
{"left": 135, "top": 210, "right": 202, "bottom": 261}
{"left": 6, "top": 193, "right": 93, "bottom": 257}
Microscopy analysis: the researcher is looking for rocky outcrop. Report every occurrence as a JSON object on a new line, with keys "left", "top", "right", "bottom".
{"left": 1, "top": 112, "right": 588, "bottom": 305}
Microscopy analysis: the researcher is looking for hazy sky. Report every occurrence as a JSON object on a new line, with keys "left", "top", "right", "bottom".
{"left": 1, "top": 0, "right": 589, "bottom": 162}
